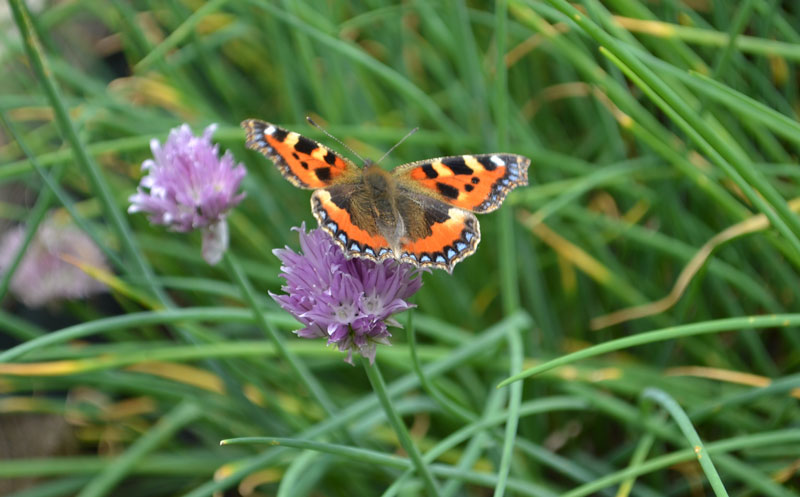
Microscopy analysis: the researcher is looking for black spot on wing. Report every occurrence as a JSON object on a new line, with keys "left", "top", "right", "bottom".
{"left": 323, "top": 151, "right": 337, "bottom": 165}
{"left": 271, "top": 127, "right": 289, "bottom": 142}
{"left": 436, "top": 182, "right": 459, "bottom": 199}
{"left": 471, "top": 177, "right": 480, "bottom": 184}
{"left": 465, "top": 184, "right": 474, "bottom": 192}
{"left": 477, "top": 156, "right": 497, "bottom": 171}
{"left": 294, "top": 135, "right": 317, "bottom": 155}
{"left": 442, "top": 157, "right": 473, "bottom": 175}
{"left": 421, "top": 163, "right": 438, "bottom": 178}
{"left": 300, "top": 161, "right": 309, "bottom": 169}
{"left": 315, "top": 167, "right": 331, "bottom": 181}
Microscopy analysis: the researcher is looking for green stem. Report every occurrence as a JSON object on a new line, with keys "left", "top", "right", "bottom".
{"left": 499, "top": 313, "right": 800, "bottom": 386}
{"left": 362, "top": 358, "right": 441, "bottom": 497}
{"left": 614, "top": 407, "right": 662, "bottom": 497}
{"left": 641, "top": 389, "right": 729, "bottom": 497}
{"left": 0, "top": 307, "right": 295, "bottom": 363}
{"left": 494, "top": 323, "right": 523, "bottom": 497}
{"left": 494, "top": 0, "right": 520, "bottom": 316}
{"left": 624, "top": 18, "right": 800, "bottom": 61}
{"left": 709, "top": 0, "right": 756, "bottom": 80}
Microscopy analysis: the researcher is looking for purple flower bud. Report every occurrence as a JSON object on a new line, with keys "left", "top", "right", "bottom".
{"left": 271, "top": 224, "right": 423, "bottom": 364}
{"left": 128, "top": 124, "right": 246, "bottom": 264}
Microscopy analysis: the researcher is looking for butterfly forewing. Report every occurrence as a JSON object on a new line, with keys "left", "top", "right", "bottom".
{"left": 393, "top": 154, "right": 530, "bottom": 213}
{"left": 242, "top": 119, "right": 357, "bottom": 189}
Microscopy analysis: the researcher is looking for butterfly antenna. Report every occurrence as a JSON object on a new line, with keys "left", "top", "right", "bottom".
{"left": 306, "top": 116, "right": 366, "bottom": 164}
{"left": 376, "top": 127, "right": 419, "bottom": 165}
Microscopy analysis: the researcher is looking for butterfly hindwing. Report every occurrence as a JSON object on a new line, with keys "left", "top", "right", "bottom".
{"left": 394, "top": 191, "right": 480, "bottom": 272}
{"left": 242, "top": 119, "right": 356, "bottom": 189}
{"left": 311, "top": 185, "right": 394, "bottom": 261}
{"left": 393, "top": 154, "right": 530, "bottom": 213}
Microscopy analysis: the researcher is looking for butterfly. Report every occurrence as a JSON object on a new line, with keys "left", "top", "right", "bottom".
{"left": 242, "top": 119, "right": 530, "bottom": 272}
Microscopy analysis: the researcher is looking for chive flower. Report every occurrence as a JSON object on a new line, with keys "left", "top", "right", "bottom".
{"left": 271, "top": 224, "right": 422, "bottom": 364}
{"left": 128, "top": 123, "right": 246, "bottom": 264}
{"left": 0, "top": 219, "right": 108, "bottom": 307}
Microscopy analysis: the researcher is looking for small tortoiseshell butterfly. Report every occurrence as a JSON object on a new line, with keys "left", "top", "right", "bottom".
{"left": 242, "top": 119, "right": 530, "bottom": 272}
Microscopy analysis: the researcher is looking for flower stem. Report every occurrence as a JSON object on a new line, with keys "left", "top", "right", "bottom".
{"left": 362, "top": 358, "right": 441, "bottom": 497}
{"left": 493, "top": 325, "right": 523, "bottom": 497}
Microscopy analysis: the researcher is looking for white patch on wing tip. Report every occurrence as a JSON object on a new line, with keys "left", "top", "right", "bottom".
{"left": 490, "top": 155, "right": 506, "bottom": 166}
{"left": 265, "top": 125, "right": 276, "bottom": 135}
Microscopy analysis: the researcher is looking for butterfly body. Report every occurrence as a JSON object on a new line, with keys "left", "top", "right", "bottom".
{"left": 242, "top": 119, "right": 530, "bottom": 272}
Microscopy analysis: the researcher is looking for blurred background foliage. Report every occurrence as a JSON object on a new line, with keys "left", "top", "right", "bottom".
{"left": 0, "top": 0, "right": 799, "bottom": 496}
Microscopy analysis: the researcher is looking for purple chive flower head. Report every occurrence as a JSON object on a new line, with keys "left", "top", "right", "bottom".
{"left": 271, "top": 224, "right": 423, "bottom": 364}
{"left": 0, "top": 218, "right": 109, "bottom": 307}
{"left": 128, "top": 123, "right": 246, "bottom": 264}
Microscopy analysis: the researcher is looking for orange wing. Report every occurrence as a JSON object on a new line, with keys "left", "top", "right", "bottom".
{"left": 393, "top": 154, "right": 530, "bottom": 213}
{"left": 314, "top": 184, "right": 481, "bottom": 272}
{"left": 311, "top": 187, "right": 395, "bottom": 263}
{"left": 396, "top": 196, "right": 480, "bottom": 273}
{"left": 242, "top": 119, "right": 357, "bottom": 189}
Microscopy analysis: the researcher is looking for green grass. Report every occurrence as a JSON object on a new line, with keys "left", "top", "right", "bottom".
{"left": 1, "top": 1, "right": 799, "bottom": 496}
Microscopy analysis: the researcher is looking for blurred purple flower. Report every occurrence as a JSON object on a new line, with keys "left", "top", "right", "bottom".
{"left": 271, "top": 224, "right": 423, "bottom": 364}
{"left": 128, "top": 123, "right": 246, "bottom": 264}
{"left": 0, "top": 219, "right": 109, "bottom": 307}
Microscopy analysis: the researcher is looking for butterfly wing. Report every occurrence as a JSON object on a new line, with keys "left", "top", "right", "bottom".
{"left": 392, "top": 154, "right": 530, "bottom": 213}
{"left": 311, "top": 181, "right": 480, "bottom": 272}
{"left": 242, "top": 119, "right": 358, "bottom": 188}
{"left": 393, "top": 190, "right": 480, "bottom": 272}
{"left": 311, "top": 185, "right": 395, "bottom": 262}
